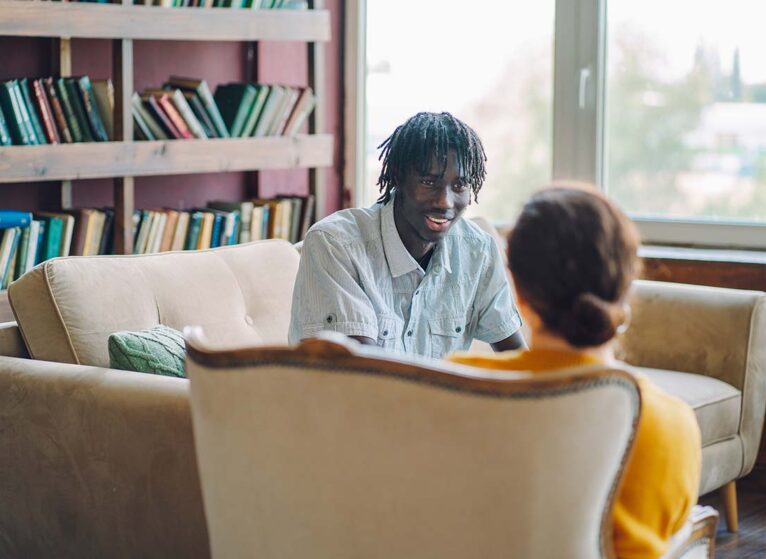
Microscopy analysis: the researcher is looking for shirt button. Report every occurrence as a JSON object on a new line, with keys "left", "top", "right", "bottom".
{"left": 415, "top": 290, "right": 419, "bottom": 295}
{"left": 455, "top": 326, "right": 462, "bottom": 333}
{"left": 434, "top": 265, "right": 442, "bottom": 273}
{"left": 407, "top": 330, "right": 413, "bottom": 337}
{"left": 326, "top": 315, "right": 334, "bottom": 324}
{"left": 382, "top": 330, "right": 389, "bottom": 336}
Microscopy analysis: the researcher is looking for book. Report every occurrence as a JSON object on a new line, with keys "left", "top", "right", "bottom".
{"left": 69, "top": 208, "right": 94, "bottom": 256}
{"left": 76, "top": 76, "right": 110, "bottom": 142}
{"left": 252, "top": 85, "right": 286, "bottom": 137}
{"left": 18, "top": 78, "right": 47, "bottom": 145}
{"left": 0, "top": 210, "right": 32, "bottom": 229}
{"left": 131, "top": 93, "right": 168, "bottom": 140}
{"left": 214, "top": 83, "right": 257, "bottom": 137}
{"left": 0, "top": 103, "right": 11, "bottom": 146}
{"left": 269, "top": 86, "right": 300, "bottom": 136}
{"left": 208, "top": 200, "right": 252, "bottom": 243}
{"left": 132, "top": 103, "right": 156, "bottom": 141}
{"left": 182, "top": 91, "right": 217, "bottom": 138}
{"left": 133, "top": 210, "right": 153, "bottom": 254}
{"left": 91, "top": 79, "right": 114, "bottom": 140}
{"left": 37, "top": 211, "right": 74, "bottom": 256}
{"left": 171, "top": 211, "right": 190, "bottom": 251}
{"left": 55, "top": 78, "right": 85, "bottom": 143}
{"left": 31, "top": 79, "right": 61, "bottom": 144}
{"left": 209, "top": 211, "right": 224, "bottom": 247}
{"left": 0, "top": 81, "right": 32, "bottom": 145}
{"left": 298, "top": 193, "right": 315, "bottom": 240}
{"left": 196, "top": 211, "right": 214, "bottom": 249}
{"left": 11, "top": 80, "right": 40, "bottom": 145}
{"left": 0, "top": 229, "right": 17, "bottom": 286}
{"left": 282, "top": 86, "right": 315, "bottom": 136}
{"left": 14, "top": 225, "right": 31, "bottom": 280}
{"left": 159, "top": 210, "right": 179, "bottom": 252}
{"left": 35, "top": 213, "right": 63, "bottom": 261}
{"left": 165, "top": 76, "right": 229, "bottom": 138}
{"left": 34, "top": 220, "right": 46, "bottom": 265}
{"left": 44, "top": 78, "right": 73, "bottom": 143}
{"left": 63, "top": 78, "right": 94, "bottom": 142}
{"left": 1, "top": 228, "right": 21, "bottom": 289}
{"left": 184, "top": 211, "right": 204, "bottom": 250}
{"left": 240, "top": 84, "right": 270, "bottom": 137}
{"left": 166, "top": 88, "right": 207, "bottom": 139}
{"left": 98, "top": 208, "right": 115, "bottom": 255}
{"left": 147, "top": 92, "right": 194, "bottom": 139}
{"left": 24, "top": 220, "right": 41, "bottom": 272}
{"left": 142, "top": 94, "right": 182, "bottom": 139}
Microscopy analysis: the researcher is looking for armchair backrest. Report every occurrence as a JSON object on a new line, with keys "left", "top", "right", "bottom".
{"left": 186, "top": 334, "right": 641, "bottom": 559}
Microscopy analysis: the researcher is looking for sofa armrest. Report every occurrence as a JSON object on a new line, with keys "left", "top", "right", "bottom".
{"left": 618, "top": 279, "right": 766, "bottom": 474}
{"left": 0, "top": 356, "right": 209, "bottom": 559}
{"left": 661, "top": 505, "right": 718, "bottom": 559}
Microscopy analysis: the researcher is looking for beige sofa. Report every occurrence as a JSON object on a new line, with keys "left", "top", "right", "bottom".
{"left": 0, "top": 239, "right": 763, "bottom": 558}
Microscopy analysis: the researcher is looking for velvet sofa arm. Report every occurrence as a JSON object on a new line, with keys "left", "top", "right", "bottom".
{"left": 0, "top": 356, "right": 209, "bottom": 559}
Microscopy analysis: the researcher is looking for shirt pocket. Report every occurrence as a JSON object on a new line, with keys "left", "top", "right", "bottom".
{"left": 429, "top": 315, "right": 469, "bottom": 359}
{"left": 377, "top": 317, "right": 402, "bottom": 351}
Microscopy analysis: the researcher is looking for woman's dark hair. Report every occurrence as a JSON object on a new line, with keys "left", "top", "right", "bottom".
{"left": 376, "top": 112, "right": 487, "bottom": 204}
{"left": 508, "top": 184, "right": 640, "bottom": 348}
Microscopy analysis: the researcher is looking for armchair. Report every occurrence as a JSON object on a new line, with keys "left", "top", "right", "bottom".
{"left": 185, "top": 332, "right": 717, "bottom": 559}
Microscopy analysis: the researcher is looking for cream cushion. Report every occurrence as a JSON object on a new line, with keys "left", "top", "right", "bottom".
{"left": 9, "top": 240, "right": 299, "bottom": 367}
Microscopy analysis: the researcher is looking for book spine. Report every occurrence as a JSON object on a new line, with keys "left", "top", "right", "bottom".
{"left": 64, "top": 78, "right": 94, "bottom": 142}
{"left": 44, "top": 78, "right": 73, "bottom": 143}
{"left": 18, "top": 78, "right": 47, "bottom": 145}
{"left": 144, "top": 95, "right": 182, "bottom": 139}
{"left": 157, "top": 95, "right": 194, "bottom": 139}
{"left": 0, "top": 81, "right": 32, "bottom": 145}
{"left": 14, "top": 225, "right": 30, "bottom": 280}
{"left": 170, "top": 89, "right": 207, "bottom": 139}
{"left": 32, "top": 79, "right": 61, "bottom": 143}
{"left": 199, "top": 81, "right": 230, "bottom": 138}
{"left": 55, "top": 78, "right": 84, "bottom": 143}
{"left": 0, "top": 210, "right": 32, "bottom": 229}
{"left": 11, "top": 80, "right": 39, "bottom": 145}
{"left": 0, "top": 100, "right": 12, "bottom": 146}
{"left": 77, "top": 76, "right": 109, "bottom": 142}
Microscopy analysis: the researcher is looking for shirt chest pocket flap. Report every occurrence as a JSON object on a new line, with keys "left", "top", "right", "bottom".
{"left": 377, "top": 317, "right": 400, "bottom": 347}
{"left": 428, "top": 316, "right": 467, "bottom": 338}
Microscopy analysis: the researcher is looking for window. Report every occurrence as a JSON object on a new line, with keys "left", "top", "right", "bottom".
{"left": 362, "top": 0, "right": 555, "bottom": 222}
{"left": 355, "top": 0, "right": 766, "bottom": 248}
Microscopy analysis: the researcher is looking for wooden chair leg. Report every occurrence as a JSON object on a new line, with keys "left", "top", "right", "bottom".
{"left": 720, "top": 480, "right": 739, "bottom": 533}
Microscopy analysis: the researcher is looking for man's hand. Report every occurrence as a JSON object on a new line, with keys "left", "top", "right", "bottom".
{"left": 349, "top": 335, "right": 377, "bottom": 346}
{"left": 491, "top": 330, "right": 526, "bottom": 352}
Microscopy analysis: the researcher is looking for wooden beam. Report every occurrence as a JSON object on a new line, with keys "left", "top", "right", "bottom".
{"left": 0, "top": 135, "right": 334, "bottom": 182}
{"left": 0, "top": 2, "right": 331, "bottom": 42}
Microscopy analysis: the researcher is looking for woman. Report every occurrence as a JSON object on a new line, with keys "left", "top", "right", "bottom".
{"left": 447, "top": 184, "right": 701, "bottom": 559}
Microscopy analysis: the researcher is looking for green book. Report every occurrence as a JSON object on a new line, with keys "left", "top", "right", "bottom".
{"left": 76, "top": 76, "right": 109, "bottom": 142}
{"left": 213, "top": 83, "right": 257, "bottom": 137}
{"left": 14, "top": 225, "right": 30, "bottom": 280}
{"left": 0, "top": 91, "right": 16, "bottom": 146}
{"left": 63, "top": 78, "right": 94, "bottom": 142}
{"left": 37, "top": 215, "right": 63, "bottom": 261}
{"left": 55, "top": 78, "right": 84, "bottom": 143}
{"left": 18, "top": 79, "right": 47, "bottom": 145}
{"left": 0, "top": 81, "right": 31, "bottom": 145}
{"left": 240, "top": 84, "right": 270, "bottom": 137}
{"left": 2, "top": 228, "right": 21, "bottom": 289}
{"left": 183, "top": 92, "right": 217, "bottom": 138}
{"left": 166, "top": 77, "right": 230, "bottom": 138}
{"left": 10, "top": 80, "right": 39, "bottom": 145}
{"left": 184, "top": 211, "right": 204, "bottom": 251}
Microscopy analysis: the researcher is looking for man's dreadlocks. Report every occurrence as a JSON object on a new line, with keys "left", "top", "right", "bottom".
{"left": 376, "top": 112, "right": 487, "bottom": 204}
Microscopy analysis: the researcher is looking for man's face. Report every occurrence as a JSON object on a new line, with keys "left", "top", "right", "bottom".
{"left": 394, "top": 149, "right": 471, "bottom": 248}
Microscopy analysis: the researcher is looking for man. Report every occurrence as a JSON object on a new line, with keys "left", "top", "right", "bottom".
{"left": 289, "top": 111, "right": 524, "bottom": 357}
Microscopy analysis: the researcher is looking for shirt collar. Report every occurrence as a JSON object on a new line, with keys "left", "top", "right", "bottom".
{"left": 380, "top": 195, "right": 453, "bottom": 278}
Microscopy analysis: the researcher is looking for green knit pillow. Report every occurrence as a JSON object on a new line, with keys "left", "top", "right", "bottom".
{"left": 108, "top": 325, "right": 186, "bottom": 378}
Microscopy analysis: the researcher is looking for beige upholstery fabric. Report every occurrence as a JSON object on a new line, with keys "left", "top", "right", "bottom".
{"left": 0, "top": 322, "right": 28, "bottom": 358}
{"left": 0, "top": 356, "right": 207, "bottom": 559}
{"left": 187, "top": 335, "right": 640, "bottom": 559}
{"left": 9, "top": 240, "right": 299, "bottom": 367}
{"left": 618, "top": 280, "right": 766, "bottom": 481}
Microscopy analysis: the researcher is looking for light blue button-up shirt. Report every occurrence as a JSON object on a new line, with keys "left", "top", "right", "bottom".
{"left": 288, "top": 198, "right": 522, "bottom": 358}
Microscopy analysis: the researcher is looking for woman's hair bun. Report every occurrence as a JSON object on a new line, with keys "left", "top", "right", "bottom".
{"left": 557, "top": 293, "right": 626, "bottom": 348}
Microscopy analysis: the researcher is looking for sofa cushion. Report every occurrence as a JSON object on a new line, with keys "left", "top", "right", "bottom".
{"left": 8, "top": 240, "right": 300, "bottom": 368}
{"left": 109, "top": 325, "right": 186, "bottom": 378}
{"left": 635, "top": 367, "right": 741, "bottom": 447}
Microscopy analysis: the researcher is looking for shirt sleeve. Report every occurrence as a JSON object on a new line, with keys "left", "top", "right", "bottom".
{"left": 472, "top": 238, "right": 522, "bottom": 344}
{"left": 288, "top": 229, "right": 378, "bottom": 343}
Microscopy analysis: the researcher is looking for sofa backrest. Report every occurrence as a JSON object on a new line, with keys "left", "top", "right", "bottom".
{"left": 9, "top": 240, "right": 300, "bottom": 367}
{"left": 186, "top": 333, "right": 640, "bottom": 559}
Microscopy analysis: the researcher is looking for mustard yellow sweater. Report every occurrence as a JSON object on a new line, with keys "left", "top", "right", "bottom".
{"left": 447, "top": 349, "right": 701, "bottom": 559}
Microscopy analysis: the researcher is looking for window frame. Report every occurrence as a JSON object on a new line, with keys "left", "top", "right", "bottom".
{"left": 349, "top": 0, "right": 766, "bottom": 249}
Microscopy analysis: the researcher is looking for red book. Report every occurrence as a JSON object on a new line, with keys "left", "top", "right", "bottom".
{"left": 32, "top": 79, "right": 60, "bottom": 144}
{"left": 43, "top": 77, "right": 72, "bottom": 144}
{"left": 155, "top": 94, "right": 193, "bottom": 140}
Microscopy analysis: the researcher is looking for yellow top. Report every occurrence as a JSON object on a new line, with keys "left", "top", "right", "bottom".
{"left": 447, "top": 349, "right": 702, "bottom": 559}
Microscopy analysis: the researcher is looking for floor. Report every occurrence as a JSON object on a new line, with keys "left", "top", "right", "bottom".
{"left": 700, "top": 474, "right": 766, "bottom": 559}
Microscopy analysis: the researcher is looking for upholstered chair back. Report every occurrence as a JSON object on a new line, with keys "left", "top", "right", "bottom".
{"left": 8, "top": 240, "right": 299, "bottom": 367}
{"left": 186, "top": 333, "right": 640, "bottom": 559}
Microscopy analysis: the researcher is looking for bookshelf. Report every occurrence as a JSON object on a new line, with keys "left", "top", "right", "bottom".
{"left": 0, "top": 0, "right": 332, "bottom": 255}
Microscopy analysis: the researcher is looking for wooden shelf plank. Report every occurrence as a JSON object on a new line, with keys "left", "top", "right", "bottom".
{"left": 0, "top": 2, "right": 331, "bottom": 42}
{"left": 0, "top": 135, "right": 333, "bottom": 182}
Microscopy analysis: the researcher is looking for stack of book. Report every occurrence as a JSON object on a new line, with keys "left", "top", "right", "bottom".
{"left": 132, "top": 0, "right": 308, "bottom": 8}
{"left": 132, "top": 77, "right": 314, "bottom": 141}
{"left": 131, "top": 195, "right": 313, "bottom": 254}
{"left": 0, "top": 76, "right": 113, "bottom": 146}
